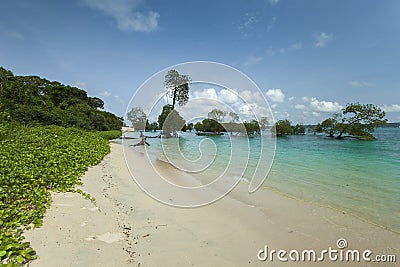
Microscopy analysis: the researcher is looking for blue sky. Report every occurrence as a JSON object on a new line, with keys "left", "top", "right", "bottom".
{"left": 1, "top": 0, "right": 400, "bottom": 124}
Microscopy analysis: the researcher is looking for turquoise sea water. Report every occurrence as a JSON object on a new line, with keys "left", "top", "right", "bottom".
{"left": 127, "top": 128, "right": 400, "bottom": 232}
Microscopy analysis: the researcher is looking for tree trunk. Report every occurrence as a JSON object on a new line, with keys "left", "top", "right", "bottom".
{"left": 172, "top": 87, "right": 177, "bottom": 109}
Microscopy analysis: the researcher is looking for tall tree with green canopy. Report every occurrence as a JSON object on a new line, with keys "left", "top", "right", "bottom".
{"left": 126, "top": 107, "right": 147, "bottom": 131}
{"left": 158, "top": 104, "right": 185, "bottom": 137}
{"left": 164, "top": 69, "right": 191, "bottom": 109}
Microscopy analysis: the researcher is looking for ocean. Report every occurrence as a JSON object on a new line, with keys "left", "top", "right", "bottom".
{"left": 124, "top": 128, "right": 400, "bottom": 233}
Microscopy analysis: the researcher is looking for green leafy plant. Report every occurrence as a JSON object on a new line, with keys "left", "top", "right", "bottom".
{"left": 0, "top": 124, "right": 110, "bottom": 265}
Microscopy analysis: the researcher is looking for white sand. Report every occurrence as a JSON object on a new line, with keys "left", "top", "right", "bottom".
{"left": 24, "top": 143, "right": 399, "bottom": 266}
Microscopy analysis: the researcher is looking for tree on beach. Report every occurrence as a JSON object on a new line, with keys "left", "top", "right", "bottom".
{"left": 316, "top": 103, "right": 386, "bottom": 140}
{"left": 158, "top": 104, "right": 186, "bottom": 137}
{"left": 126, "top": 107, "right": 147, "bottom": 131}
{"left": 164, "top": 69, "right": 191, "bottom": 109}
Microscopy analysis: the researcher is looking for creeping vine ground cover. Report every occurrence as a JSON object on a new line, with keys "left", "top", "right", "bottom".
{"left": 0, "top": 124, "right": 112, "bottom": 266}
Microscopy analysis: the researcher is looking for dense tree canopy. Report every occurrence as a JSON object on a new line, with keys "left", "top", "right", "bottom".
{"left": 208, "top": 109, "right": 227, "bottom": 122}
{"left": 164, "top": 69, "right": 191, "bottom": 109}
{"left": 272, "top": 119, "right": 293, "bottom": 137}
{"left": 315, "top": 103, "right": 386, "bottom": 140}
{"left": 126, "top": 107, "right": 147, "bottom": 131}
{"left": 0, "top": 67, "right": 122, "bottom": 130}
{"left": 158, "top": 104, "right": 186, "bottom": 137}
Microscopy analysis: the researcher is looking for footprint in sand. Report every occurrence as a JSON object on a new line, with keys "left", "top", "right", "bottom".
{"left": 85, "top": 232, "right": 124, "bottom": 244}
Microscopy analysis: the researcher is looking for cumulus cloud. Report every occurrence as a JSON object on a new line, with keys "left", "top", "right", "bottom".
{"left": 309, "top": 97, "right": 343, "bottom": 112}
{"left": 288, "top": 96, "right": 295, "bottom": 101}
{"left": 266, "top": 89, "right": 285, "bottom": 102}
{"left": 314, "top": 32, "right": 333, "bottom": 48}
{"left": 187, "top": 88, "right": 270, "bottom": 120}
{"left": 219, "top": 89, "right": 240, "bottom": 104}
{"left": 294, "top": 104, "right": 305, "bottom": 110}
{"left": 192, "top": 88, "right": 218, "bottom": 100}
{"left": 348, "top": 81, "right": 374, "bottom": 87}
{"left": 81, "top": 0, "right": 159, "bottom": 32}
{"left": 382, "top": 104, "right": 400, "bottom": 112}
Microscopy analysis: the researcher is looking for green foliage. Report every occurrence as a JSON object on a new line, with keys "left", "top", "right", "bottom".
{"left": 126, "top": 107, "right": 147, "bottom": 131}
{"left": 195, "top": 119, "right": 224, "bottom": 133}
{"left": 272, "top": 119, "right": 293, "bottom": 137}
{"left": 95, "top": 130, "right": 122, "bottom": 140}
{"left": 182, "top": 122, "right": 193, "bottom": 132}
{"left": 315, "top": 103, "right": 387, "bottom": 140}
{"left": 0, "top": 124, "right": 110, "bottom": 265}
{"left": 208, "top": 109, "right": 227, "bottom": 123}
{"left": 160, "top": 107, "right": 186, "bottom": 137}
{"left": 243, "top": 120, "right": 261, "bottom": 136}
{"left": 145, "top": 120, "right": 158, "bottom": 132}
{"left": 157, "top": 105, "right": 173, "bottom": 130}
{"left": 292, "top": 124, "right": 305, "bottom": 135}
{"left": 259, "top": 117, "right": 269, "bottom": 130}
{"left": 228, "top": 112, "right": 239, "bottom": 123}
{"left": 0, "top": 66, "right": 122, "bottom": 131}
{"left": 164, "top": 70, "right": 191, "bottom": 109}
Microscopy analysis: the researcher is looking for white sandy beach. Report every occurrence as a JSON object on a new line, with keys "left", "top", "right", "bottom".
{"left": 25, "top": 142, "right": 399, "bottom": 267}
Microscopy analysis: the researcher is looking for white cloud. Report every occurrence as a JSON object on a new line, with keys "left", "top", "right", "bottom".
{"left": 100, "top": 90, "right": 112, "bottom": 97}
{"left": 192, "top": 88, "right": 218, "bottom": 100}
{"left": 269, "top": 0, "right": 280, "bottom": 6}
{"left": 288, "top": 96, "right": 295, "bottom": 101}
{"left": 314, "top": 32, "right": 333, "bottom": 48}
{"left": 271, "top": 104, "right": 278, "bottom": 109}
{"left": 266, "top": 88, "right": 285, "bottom": 102}
{"left": 301, "top": 96, "right": 309, "bottom": 102}
{"left": 309, "top": 97, "right": 343, "bottom": 112}
{"left": 294, "top": 104, "right": 305, "bottom": 110}
{"left": 74, "top": 81, "right": 87, "bottom": 88}
{"left": 348, "top": 81, "right": 374, "bottom": 87}
{"left": 187, "top": 88, "right": 270, "bottom": 121}
{"left": 219, "top": 89, "right": 240, "bottom": 104}
{"left": 382, "top": 104, "right": 400, "bottom": 112}
{"left": 81, "top": 0, "right": 159, "bottom": 32}
{"left": 266, "top": 42, "right": 302, "bottom": 56}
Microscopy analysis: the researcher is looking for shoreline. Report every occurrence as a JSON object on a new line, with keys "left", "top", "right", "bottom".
{"left": 127, "top": 137, "right": 400, "bottom": 234}
{"left": 25, "top": 142, "right": 399, "bottom": 266}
